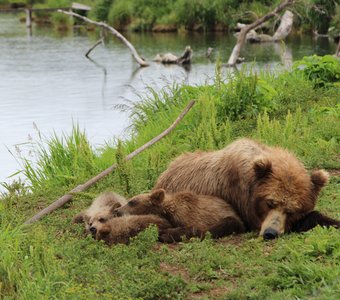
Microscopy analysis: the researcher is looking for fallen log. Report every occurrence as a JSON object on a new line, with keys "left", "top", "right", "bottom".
{"left": 58, "top": 10, "right": 149, "bottom": 67}
{"left": 227, "top": 0, "right": 295, "bottom": 66}
{"left": 24, "top": 100, "right": 196, "bottom": 225}
{"left": 154, "top": 46, "right": 193, "bottom": 65}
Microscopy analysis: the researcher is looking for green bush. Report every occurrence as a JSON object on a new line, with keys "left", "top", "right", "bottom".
{"left": 293, "top": 55, "right": 340, "bottom": 88}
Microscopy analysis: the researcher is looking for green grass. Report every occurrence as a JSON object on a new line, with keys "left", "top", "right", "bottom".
{"left": 0, "top": 56, "right": 339, "bottom": 299}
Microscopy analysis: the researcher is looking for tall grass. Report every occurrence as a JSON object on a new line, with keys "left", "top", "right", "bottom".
{"left": 20, "top": 125, "right": 97, "bottom": 192}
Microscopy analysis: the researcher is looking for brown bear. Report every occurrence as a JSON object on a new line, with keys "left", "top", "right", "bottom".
{"left": 154, "top": 138, "right": 339, "bottom": 239}
{"left": 88, "top": 212, "right": 171, "bottom": 245}
{"left": 115, "top": 189, "right": 246, "bottom": 242}
{"left": 72, "top": 191, "right": 127, "bottom": 234}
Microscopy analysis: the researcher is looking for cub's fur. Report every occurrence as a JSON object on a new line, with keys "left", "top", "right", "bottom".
{"left": 115, "top": 189, "right": 245, "bottom": 242}
{"left": 89, "top": 213, "right": 171, "bottom": 245}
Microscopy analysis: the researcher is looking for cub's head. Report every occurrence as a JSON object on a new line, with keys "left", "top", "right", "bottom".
{"left": 252, "top": 156, "right": 329, "bottom": 240}
{"left": 72, "top": 199, "right": 123, "bottom": 232}
{"left": 115, "top": 189, "right": 166, "bottom": 217}
{"left": 87, "top": 211, "right": 113, "bottom": 239}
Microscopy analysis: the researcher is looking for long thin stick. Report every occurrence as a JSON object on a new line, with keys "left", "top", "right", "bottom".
{"left": 24, "top": 100, "right": 196, "bottom": 225}
{"left": 58, "top": 9, "right": 149, "bottom": 67}
{"left": 85, "top": 38, "right": 104, "bottom": 57}
{"left": 227, "top": 0, "right": 294, "bottom": 66}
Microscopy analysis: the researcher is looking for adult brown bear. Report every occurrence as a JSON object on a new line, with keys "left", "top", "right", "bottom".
{"left": 154, "top": 138, "right": 339, "bottom": 239}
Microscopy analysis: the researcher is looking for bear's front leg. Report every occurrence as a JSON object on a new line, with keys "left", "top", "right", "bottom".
{"left": 158, "top": 226, "right": 205, "bottom": 243}
{"left": 208, "top": 217, "right": 246, "bottom": 238}
{"left": 290, "top": 211, "right": 340, "bottom": 233}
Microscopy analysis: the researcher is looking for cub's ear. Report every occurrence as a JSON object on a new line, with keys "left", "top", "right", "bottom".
{"left": 72, "top": 213, "right": 85, "bottom": 224}
{"left": 253, "top": 157, "right": 272, "bottom": 180}
{"left": 311, "top": 170, "right": 329, "bottom": 196}
{"left": 109, "top": 202, "right": 122, "bottom": 213}
{"left": 150, "top": 189, "right": 165, "bottom": 204}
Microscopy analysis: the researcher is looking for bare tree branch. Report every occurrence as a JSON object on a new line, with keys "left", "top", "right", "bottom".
{"left": 24, "top": 100, "right": 196, "bottom": 225}
{"left": 227, "top": 0, "right": 295, "bottom": 66}
{"left": 85, "top": 38, "right": 104, "bottom": 57}
{"left": 58, "top": 9, "right": 149, "bottom": 67}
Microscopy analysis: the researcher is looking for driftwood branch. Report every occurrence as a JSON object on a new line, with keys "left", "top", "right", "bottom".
{"left": 24, "top": 100, "right": 196, "bottom": 225}
{"left": 85, "top": 38, "right": 104, "bottom": 57}
{"left": 227, "top": 0, "right": 294, "bottom": 66}
{"left": 237, "top": 10, "right": 294, "bottom": 43}
{"left": 58, "top": 10, "right": 149, "bottom": 67}
{"left": 153, "top": 46, "right": 193, "bottom": 65}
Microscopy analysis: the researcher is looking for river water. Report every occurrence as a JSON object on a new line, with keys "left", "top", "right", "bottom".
{"left": 0, "top": 14, "right": 336, "bottom": 189}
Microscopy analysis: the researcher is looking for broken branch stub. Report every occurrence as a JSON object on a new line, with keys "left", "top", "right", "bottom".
{"left": 154, "top": 46, "right": 193, "bottom": 64}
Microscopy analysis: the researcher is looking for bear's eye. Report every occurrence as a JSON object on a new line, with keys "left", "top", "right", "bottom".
{"left": 98, "top": 217, "right": 106, "bottom": 223}
{"left": 266, "top": 200, "right": 276, "bottom": 208}
{"left": 128, "top": 200, "right": 138, "bottom": 207}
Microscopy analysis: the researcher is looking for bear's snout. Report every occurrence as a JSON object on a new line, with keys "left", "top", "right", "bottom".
{"left": 260, "top": 209, "right": 286, "bottom": 239}
{"left": 263, "top": 228, "right": 278, "bottom": 240}
{"left": 90, "top": 226, "right": 97, "bottom": 235}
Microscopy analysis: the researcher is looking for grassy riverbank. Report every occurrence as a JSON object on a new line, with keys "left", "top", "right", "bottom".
{"left": 1, "top": 55, "right": 340, "bottom": 299}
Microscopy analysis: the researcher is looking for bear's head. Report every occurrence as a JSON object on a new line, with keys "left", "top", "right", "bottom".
{"left": 87, "top": 211, "right": 114, "bottom": 240}
{"left": 115, "top": 189, "right": 166, "bottom": 217}
{"left": 252, "top": 156, "right": 329, "bottom": 240}
{"left": 72, "top": 200, "right": 122, "bottom": 233}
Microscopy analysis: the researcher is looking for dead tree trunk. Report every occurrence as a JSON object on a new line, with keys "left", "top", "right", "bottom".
{"left": 336, "top": 39, "right": 340, "bottom": 57}
{"left": 227, "top": 0, "right": 295, "bottom": 66}
{"left": 58, "top": 10, "right": 149, "bottom": 67}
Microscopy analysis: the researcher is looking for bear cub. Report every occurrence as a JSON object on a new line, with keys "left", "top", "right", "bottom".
{"left": 72, "top": 191, "right": 172, "bottom": 245}
{"left": 115, "top": 189, "right": 246, "bottom": 242}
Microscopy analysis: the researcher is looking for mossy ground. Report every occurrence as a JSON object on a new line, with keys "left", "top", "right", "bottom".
{"left": 1, "top": 56, "right": 339, "bottom": 299}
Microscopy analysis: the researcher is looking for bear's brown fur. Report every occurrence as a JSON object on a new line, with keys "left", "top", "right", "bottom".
{"left": 72, "top": 192, "right": 127, "bottom": 234}
{"left": 115, "top": 189, "right": 246, "bottom": 242}
{"left": 154, "top": 138, "right": 335, "bottom": 239}
{"left": 88, "top": 212, "right": 171, "bottom": 245}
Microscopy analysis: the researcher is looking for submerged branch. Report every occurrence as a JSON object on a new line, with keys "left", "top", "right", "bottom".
{"left": 85, "top": 38, "right": 104, "bottom": 58}
{"left": 24, "top": 100, "right": 196, "bottom": 225}
{"left": 58, "top": 10, "right": 149, "bottom": 67}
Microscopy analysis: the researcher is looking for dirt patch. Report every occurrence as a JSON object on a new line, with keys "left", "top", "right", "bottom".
{"left": 160, "top": 262, "right": 190, "bottom": 282}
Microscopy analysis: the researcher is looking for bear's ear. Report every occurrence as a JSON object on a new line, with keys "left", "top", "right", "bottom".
{"left": 253, "top": 158, "right": 272, "bottom": 180}
{"left": 72, "top": 213, "right": 85, "bottom": 224}
{"left": 150, "top": 189, "right": 165, "bottom": 205}
{"left": 109, "top": 202, "right": 122, "bottom": 213}
{"left": 311, "top": 170, "right": 329, "bottom": 195}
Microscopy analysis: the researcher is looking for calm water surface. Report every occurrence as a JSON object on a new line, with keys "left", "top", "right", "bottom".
{"left": 0, "top": 14, "right": 336, "bottom": 188}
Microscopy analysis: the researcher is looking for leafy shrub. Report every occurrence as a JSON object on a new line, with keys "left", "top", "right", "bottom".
{"left": 293, "top": 55, "right": 340, "bottom": 88}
